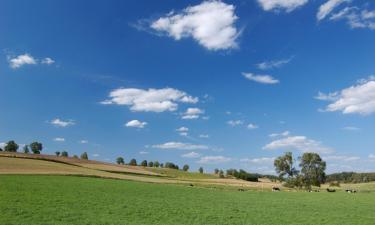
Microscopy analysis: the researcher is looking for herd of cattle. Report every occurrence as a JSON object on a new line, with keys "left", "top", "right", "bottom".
{"left": 269, "top": 187, "right": 358, "bottom": 193}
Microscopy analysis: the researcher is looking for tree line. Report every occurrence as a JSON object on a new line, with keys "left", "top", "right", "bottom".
{"left": 326, "top": 172, "right": 375, "bottom": 183}
{"left": 0, "top": 140, "right": 89, "bottom": 160}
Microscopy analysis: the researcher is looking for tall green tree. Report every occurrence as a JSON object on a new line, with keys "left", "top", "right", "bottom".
{"left": 129, "top": 158, "right": 137, "bottom": 166}
{"left": 30, "top": 142, "right": 43, "bottom": 154}
{"left": 55, "top": 151, "right": 61, "bottom": 157}
{"left": 274, "top": 152, "right": 298, "bottom": 180}
{"left": 299, "top": 152, "right": 326, "bottom": 190}
{"left": 116, "top": 157, "right": 125, "bottom": 165}
{"left": 61, "top": 151, "right": 68, "bottom": 157}
{"left": 140, "top": 160, "right": 147, "bottom": 167}
{"left": 199, "top": 167, "right": 204, "bottom": 174}
{"left": 154, "top": 161, "right": 160, "bottom": 167}
{"left": 182, "top": 164, "right": 189, "bottom": 171}
{"left": 148, "top": 161, "right": 154, "bottom": 167}
{"left": 23, "top": 145, "right": 30, "bottom": 154}
{"left": 4, "top": 140, "right": 18, "bottom": 152}
{"left": 80, "top": 152, "right": 88, "bottom": 160}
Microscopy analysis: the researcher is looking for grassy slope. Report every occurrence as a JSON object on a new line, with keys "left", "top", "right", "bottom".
{"left": 1, "top": 175, "right": 375, "bottom": 225}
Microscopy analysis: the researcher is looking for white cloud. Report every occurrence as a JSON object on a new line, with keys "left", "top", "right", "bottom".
{"left": 269, "top": 130, "right": 290, "bottom": 137}
{"left": 257, "top": 0, "right": 308, "bottom": 13}
{"left": 263, "top": 135, "right": 334, "bottom": 153}
{"left": 179, "top": 132, "right": 188, "bottom": 136}
{"left": 150, "top": 0, "right": 240, "bottom": 50}
{"left": 41, "top": 57, "right": 55, "bottom": 65}
{"left": 102, "top": 87, "right": 198, "bottom": 113}
{"left": 125, "top": 120, "right": 147, "bottom": 128}
{"left": 80, "top": 140, "right": 88, "bottom": 144}
{"left": 227, "top": 120, "right": 244, "bottom": 126}
{"left": 181, "top": 151, "right": 201, "bottom": 158}
{"left": 199, "top": 134, "right": 209, "bottom": 138}
{"left": 8, "top": 54, "right": 37, "bottom": 69}
{"left": 323, "top": 155, "right": 360, "bottom": 162}
{"left": 247, "top": 123, "right": 259, "bottom": 129}
{"left": 50, "top": 118, "right": 75, "bottom": 127}
{"left": 316, "top": 78, "right": 375, "bottom": 115}
{"left": 369, "top": 154, "right": 375, "bottom": 159}
{"left": 241, "top": 157, "right": 275, "bottom": 164}
{"left": 176, "top": 127, "right": 189, "bottom": 132}
{"left": 197, "top": 155, "right": 231, "bottom": 164}
{"left": 0, "top": 142, "right": 5, "bottom": 149}
{"left": 53, "top": 137, "right": 65, "bottom": 142}
{"left": 152, "top": 142, "right": 209, "bottom": 150}
{"left": 328, "top": 6, "right": 375, "bottom": 30}
{"left": 242, "top": 73, "right": 279, "bottom": 84}
{"left": 139, "top": 151, "right": 149, "bottom": 154}
{"left": 256, "top": 58, "right": 292, "bottom": 70}
{"left": 181, "top": 108, "right": 204, "bottom": 119}
{"left": 317, "top": 0, "right": 348, "bottom": 21}
{"left": 314, "top": 91, "right": 339, "bottom": 101}
{"left": 92, "top": 154, "right": 100, "bottom": 157}
{"left": 342, "top": 126, "right": 360, "bottom": 131}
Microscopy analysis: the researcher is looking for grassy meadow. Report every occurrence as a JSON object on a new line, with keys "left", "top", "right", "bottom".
{"left": 1, "top": 175, "right": 375, "bottom": 225}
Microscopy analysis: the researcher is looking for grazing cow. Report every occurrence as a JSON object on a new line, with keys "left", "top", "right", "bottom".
{"left": 326, "top": 188, "right": 336, "bottom": 192}
{"left": 238, "top": 188, "right": 245, "bottom": 192}
{"left": 189, "top": 184, "right": 194, "bottom": 187}
{"left": 272, "top": 187, "right": 280, "bottom": 192}
{"left": 345, "top": 189, "right": 357, "bottom": 193}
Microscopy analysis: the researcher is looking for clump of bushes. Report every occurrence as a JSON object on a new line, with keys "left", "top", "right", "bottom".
{"left": 226, "top": 169, "right": 258, "bottom": 182}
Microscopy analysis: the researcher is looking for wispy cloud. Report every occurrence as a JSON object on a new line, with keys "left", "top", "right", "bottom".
{"left": 181, "top": 151, "right": 201, "bottom": 158}
{"left": 49, "top": 118, "right": 75, "bottom": 128}
{"left": 197, "top": 155, "right": 231, "bottom": 164}
{"left": 242, "top": 73, "right": 279, "bottom": 84}
{"left": 256, "top": 57, "right": 292, "bottom": 70}
{"left": 53, "top": 137, "right": 65, "bottom": 142}
{"left": 181, "top": 108, "right": 204, "bottom": 120}
{"left": 152, "top": 142, "right": 209, "bottom": 150}
{"left": 8, "top": 53, "right": 55, "bottom": 69}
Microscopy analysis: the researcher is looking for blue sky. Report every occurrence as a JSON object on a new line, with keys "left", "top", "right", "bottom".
{"left": 1, "top": 0, "right": 375, "bottom": 174}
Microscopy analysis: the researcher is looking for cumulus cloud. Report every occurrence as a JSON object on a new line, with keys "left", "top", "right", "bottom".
{"left": 181, "top": 108, "right": 204, "bottom": 119}
{"left": 0, "top": 142, "right": 5, "bottom": 149}
{"left": 316, "top": 78, "right": 375, "bottom": 115}
{"left": 242, "top": 73, "right": 279, "bottom": 84}
{"left": 369, "top": 154, "right": 375, "bottom": 159}
{"left": 227, "top": 120, "right": 244, "bottom": 126}
{"left": 257, "top": 0, "right": 308, "bottom": 13}
{"left": 80, "top": 140, "right": 88, "bottom": 144}
{"left": 247, "top": 123, "right": 259, "bottom": 129}
{"left": 139, "top": 151, "right": 149, "bottom": 154}
{"left": 53, "top": 137, "right": 65, "bottom": 142}
{"left": 125, "top": 120, "right": 147, "bottom": 128}
{"left": 8, "top": 54, "right": 55, "bottom": 69}
{"left": 181, "top": 151, "right": 201, "bottom": 158}
{"left": 102, "top": 87, "right": 198, "bottom": 113}
{"left": 263, "top": 135, "right": 334, "bottom": 153}
{"left": 152, "top": 142, "right": 209, "bottom": 150}
{"left": 256, "top": 58, "right": 292, "bottom": 70}
{"left": 8, "top": 54, "right": 37, "bottom": 69}
{"left": 50, "top": 118, "right": 75, "bottom": 127}
{"left": 197, "top": 155, "right": 231, "bottom": 164}
{"left": 269, "top": 130, "right": 290, "bottom": 138}
{"left": 150, "top": 0, "right": 240, "bottom": 50}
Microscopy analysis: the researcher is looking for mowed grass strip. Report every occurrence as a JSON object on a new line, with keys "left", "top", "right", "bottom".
{"left": 1, "top": 175, "right": 375, "bottom": 225}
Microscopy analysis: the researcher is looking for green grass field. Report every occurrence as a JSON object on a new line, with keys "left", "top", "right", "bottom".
{"left": 1, "top": 175, "right": 374, "bottom": 225}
